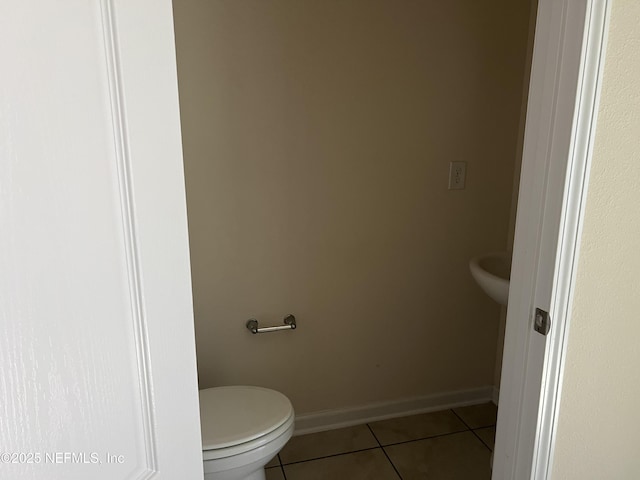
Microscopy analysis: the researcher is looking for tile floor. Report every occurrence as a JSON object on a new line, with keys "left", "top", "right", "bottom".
{"left": 265, "top": 402, "right": 497, "bottom": 480}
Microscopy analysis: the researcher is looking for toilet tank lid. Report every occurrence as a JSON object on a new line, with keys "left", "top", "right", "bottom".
{"left": 199, "top": 386, "right": 293, "bottom": 451}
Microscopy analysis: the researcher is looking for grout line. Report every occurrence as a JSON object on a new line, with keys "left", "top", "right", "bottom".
{"left": 280, "top": 427, "right": 477, "bottom": 467}
{"left": 377, "top": 428, "right": 470, "bottom": 448}
{"left": 280, "top": 446, "right": 381, "bottom": 466}
{"left": 280, "top": 411, "right": 496, "bottom": 471}
{"left": 450, "top": 406, "right": 497, "bottom": 430}
{"left": 450, "top": 408, "right": 472, "bottom": 430}
{"left": 470, "top": 428, "right": 493, "bottom": 452}
{"left": 451, "top": 408, "right": 494, "bottom": 452}
{"left": 450, "top": 409, "right": 493, "bottom": 452}
{"left": 278, "top": 454, "right": 287, "bottom": 480}
{"left": 367, "top": 424, "right": 403, "bottom": 480}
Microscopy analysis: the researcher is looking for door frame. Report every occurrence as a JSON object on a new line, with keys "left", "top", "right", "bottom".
{"left": 493, "top": 0, "right": 610, "bottom": 479}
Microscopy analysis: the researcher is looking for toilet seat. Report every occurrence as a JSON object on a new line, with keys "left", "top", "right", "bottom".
{"left": 200, "top": 386, "right": 294, "bottom": 461}
{"left": 202, "top": 414, "right": 294, "bottom": 461}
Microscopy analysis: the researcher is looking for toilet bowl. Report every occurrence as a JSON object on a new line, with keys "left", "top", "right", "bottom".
{"left": 200, "top": 386, "right": 295, "bottom": 480}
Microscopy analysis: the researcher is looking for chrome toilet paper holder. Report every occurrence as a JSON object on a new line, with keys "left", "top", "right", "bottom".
{"left": 246, "top": 314, "right": 297, "bottom": 334}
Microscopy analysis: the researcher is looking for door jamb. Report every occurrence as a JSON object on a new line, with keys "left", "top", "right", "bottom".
{"left": 493, "top": 1, "right": 611, "bottom": 479}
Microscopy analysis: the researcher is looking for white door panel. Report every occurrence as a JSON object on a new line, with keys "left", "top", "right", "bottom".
{"left": 1, "top": 1, "right": 203, "bottom": 479}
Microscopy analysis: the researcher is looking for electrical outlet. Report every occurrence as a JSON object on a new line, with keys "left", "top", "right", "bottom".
{"left": 448, "top": 161, "right": 466, "bottom": 190}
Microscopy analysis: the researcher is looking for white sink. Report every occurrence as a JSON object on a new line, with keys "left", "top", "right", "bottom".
{"left": 469, "top": 252, "right": 512, "bottom": 306}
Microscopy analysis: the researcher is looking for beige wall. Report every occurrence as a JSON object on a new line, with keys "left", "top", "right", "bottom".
{"left": 173, "top": 0, "right": 531, "bottom": 414}
{"left": 551, "top": 1, "right": 640, "bottom": 477}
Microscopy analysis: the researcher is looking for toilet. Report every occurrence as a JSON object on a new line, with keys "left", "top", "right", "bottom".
{"left": 199, "top": 386, "right": 295, "bottom": 480}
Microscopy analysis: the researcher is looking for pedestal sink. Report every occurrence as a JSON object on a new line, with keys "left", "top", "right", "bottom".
{"left": 469, "top": 252, "right": 512, "bottom": 305}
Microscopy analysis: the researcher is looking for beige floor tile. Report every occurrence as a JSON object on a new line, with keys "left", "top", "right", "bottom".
{"left": 265, "top": 455, "right": 280, "bottom": 468}
{"left": 368, "top": 410, "right": 467, "bottom": 445}
{"left": 385, "top": 431, "right": 491, "bottom": 480}
{"left": 474, "top": 426, "right": 496, "bottom": 450}
{"left": 453, "top": 403, "right": 498, "bottom": 429}
{"left": 284, "top": 449, "right": 399, "bottom": 480}
{"left": 279, "top": 424, "right": 378, "bottom": 464}
{"left": 266, "top": 466, "right": 285, "bottom": 480}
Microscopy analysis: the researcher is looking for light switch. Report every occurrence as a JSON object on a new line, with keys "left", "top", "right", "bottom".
{"left": 448, "top": 161, "right": 467, "bottom": 190}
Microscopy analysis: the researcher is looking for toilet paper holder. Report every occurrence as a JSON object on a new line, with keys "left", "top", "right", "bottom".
{"left": 246, "top": 314, "right": 297, "bottom": 334}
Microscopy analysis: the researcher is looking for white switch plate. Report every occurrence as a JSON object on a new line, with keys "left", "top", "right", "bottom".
{"left": 448, "top": 161, "right": 466, "bottom": 190}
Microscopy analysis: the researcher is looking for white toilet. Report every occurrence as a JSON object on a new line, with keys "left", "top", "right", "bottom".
{"left": 199, "top": 386, "right": 295, "bottom": 480}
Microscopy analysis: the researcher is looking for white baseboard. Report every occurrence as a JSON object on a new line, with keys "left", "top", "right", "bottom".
{"left": 294, "top": 386, "right": 495, "bottom": 436}
{"left": 492, "top": 386, "right": 500, "bottom": 405}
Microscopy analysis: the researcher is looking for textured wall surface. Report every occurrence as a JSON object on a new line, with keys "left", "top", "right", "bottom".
{"left": 551, "top": 1, "right": 640, "bottom": 477}
{"left": 173, "top": 0, "right": 531, "bottom": 414}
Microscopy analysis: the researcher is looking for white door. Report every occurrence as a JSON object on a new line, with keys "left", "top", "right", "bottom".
{"left": 494, "top": 0, "right": 609, "bottom": 478}
{"left": 0, "top": 1, "right": 203, "bottom": 479}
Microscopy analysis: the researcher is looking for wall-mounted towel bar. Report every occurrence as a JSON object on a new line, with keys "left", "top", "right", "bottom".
{"left": 246, "top": 314, "right": 297, "bottom": 334}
